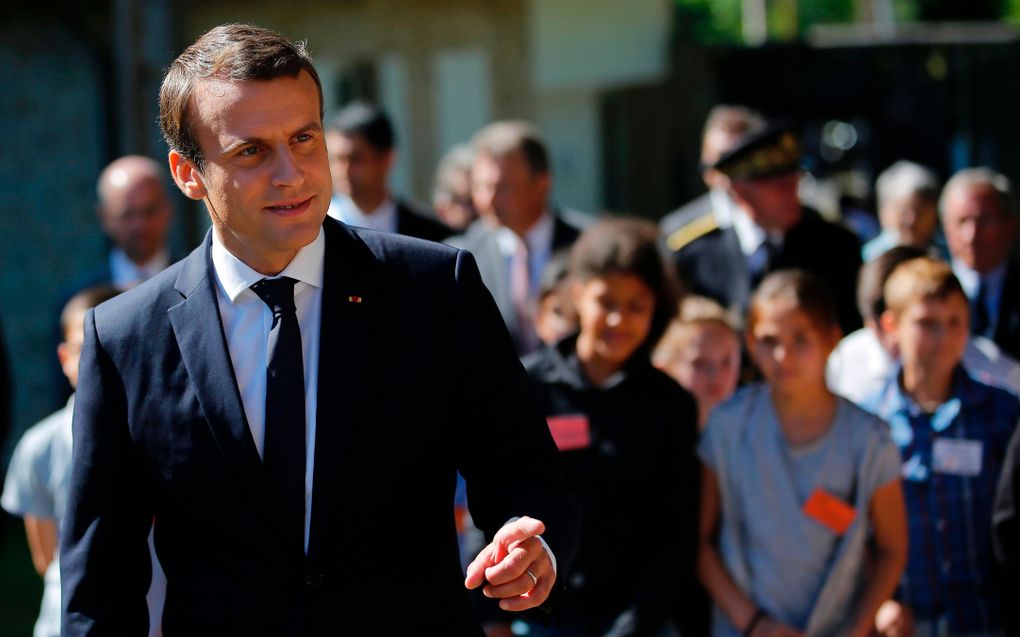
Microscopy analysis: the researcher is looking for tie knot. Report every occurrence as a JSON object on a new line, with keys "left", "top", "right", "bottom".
{"left": 250, "top": 277, "right": 297, "bottom": 314}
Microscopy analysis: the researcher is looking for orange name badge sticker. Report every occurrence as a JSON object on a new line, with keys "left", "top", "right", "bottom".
{"left": 803, "top": 488, "right": 857, "bottom": 536}
{"left": 546, "top": 414, "right": 591, "bottom": 452}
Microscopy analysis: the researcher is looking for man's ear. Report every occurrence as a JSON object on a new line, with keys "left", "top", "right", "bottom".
{"left": 168, "top": 150, "right": 207, "bottom": 201}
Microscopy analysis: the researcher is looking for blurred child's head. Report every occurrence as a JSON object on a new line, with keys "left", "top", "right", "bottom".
{"left": 747, "top": 270, "right": 841, "bottom": 392}
{"left": 569, "top": 218, "right": 677, "bottom": 370}
{"left": 875, "top": 161, "right": 940, "bottom": 249}
{"left": 880, "top": 257, "right": 968, "bottom": 381}
{"left": 534, "top": 250, "right": 576, "bottom": 346}
{"left": 654, "top": 296, "right": 741, "bottom": 427}
{"left": 857, "top": 245, "right": 927, "bottom": 335}
{"left": 59, "top": 285, "right": 120, "bottom": 389}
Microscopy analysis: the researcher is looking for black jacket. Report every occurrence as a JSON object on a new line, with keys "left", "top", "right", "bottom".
{"left": 523, "top": 336, "right": 700, "bottom": 636}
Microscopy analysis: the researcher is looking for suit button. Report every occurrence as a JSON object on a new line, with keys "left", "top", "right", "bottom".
{"left": 305, "top": 570, "right": 324, "bottom": 588}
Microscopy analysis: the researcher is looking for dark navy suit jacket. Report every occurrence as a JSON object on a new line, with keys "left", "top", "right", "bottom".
{"left": 61, "top": 218, "right": 579, "bottom": 636}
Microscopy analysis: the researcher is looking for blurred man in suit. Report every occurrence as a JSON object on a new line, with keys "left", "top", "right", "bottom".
{"left": 325, "top": 101, "right": 451, "bottom": 242}
{"left": 941, "top": 168, "right": 1020, "bottom": 360}
{"left": 450, "top": 121, "right": 587, "bottom": 355}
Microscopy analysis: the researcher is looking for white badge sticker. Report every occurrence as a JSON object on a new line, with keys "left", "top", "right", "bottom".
{"left": 932, "top": 438, "right": 983, "bottom": 477}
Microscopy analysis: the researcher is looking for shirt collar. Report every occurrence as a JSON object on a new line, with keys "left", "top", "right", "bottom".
{"left": 210, "top": 227, "right": 325, "bottom": 304}
{"left": 878, "top": 364, "right": 971, "bottom": 433}
{"left": 496, "top": 209, "right": 555, "bottom": 257}
{"left": 730, "top": 205, "right": 782, "bottom": 257}
{"left": 327, "top": 194, "right": 397, "bottom": 233}
{"left": 709, "top": 187, "right": 737, "bottom": 228}
{"left": 952, "top": 258, "right": 1007, "bottom": 300}
{"left": 109, "top": 246, "right": 170, "bottom": 287}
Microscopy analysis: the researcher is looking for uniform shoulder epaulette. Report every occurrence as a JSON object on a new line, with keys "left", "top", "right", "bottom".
{"left": 666, "top": 212, "right": 719, "bottom": 252}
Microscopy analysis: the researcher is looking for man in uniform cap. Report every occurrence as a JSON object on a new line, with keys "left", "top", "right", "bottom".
{"left": 665, "top": 120, "right": 862, "bottom": 334}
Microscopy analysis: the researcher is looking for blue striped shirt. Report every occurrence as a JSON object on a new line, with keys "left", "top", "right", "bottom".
{"left": 860, "top": 366, "right": 1019, "bottom": 634}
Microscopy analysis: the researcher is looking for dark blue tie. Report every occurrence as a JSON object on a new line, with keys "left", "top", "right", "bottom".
{"left": 972, "top": 277, "right": 991, "bottom": 337}
{"left": 250, "top": 276, "right": 306, "bottom": 555}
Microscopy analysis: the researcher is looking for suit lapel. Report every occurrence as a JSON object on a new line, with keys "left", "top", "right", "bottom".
{"left": 719, "top": 227, "right": 751, "bottom": 313}
{"left": 307, "top": 220, "right": 379, "bottom": 561}
{"left": 166, "top": 234, "right": 280, "bottom": 523}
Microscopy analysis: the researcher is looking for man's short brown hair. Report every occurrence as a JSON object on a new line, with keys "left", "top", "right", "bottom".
{"left": 471, "top": 120, "right": 550, "bottom": 175}
{"left": 159, "top": 23, "right": 324, "bottom": 169}
{"left": 883, "top": 257, "right": 967, "bottom": 317}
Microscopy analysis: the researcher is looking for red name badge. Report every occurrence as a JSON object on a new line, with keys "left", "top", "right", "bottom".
{"left": 803, "top": 488, "right": 856, "bottom": 536}
{"left": 546, "top": 414, "right": 591, "bottom": 452}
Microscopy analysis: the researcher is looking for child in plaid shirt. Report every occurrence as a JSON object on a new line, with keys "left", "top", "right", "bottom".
{"left": 861, "top": 256, "right": 1020, "bottom": 636}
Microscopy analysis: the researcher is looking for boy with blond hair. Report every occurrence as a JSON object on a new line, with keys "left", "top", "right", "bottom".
{"left": 861, "top": 257, "right": 1019, "bottom": 636}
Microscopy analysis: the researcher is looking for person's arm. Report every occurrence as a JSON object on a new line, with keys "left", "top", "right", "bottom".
{"left": 696, "top": 465, "right": 804, "bottom": 637}
{"left": 451, "top": 249, "right": 580, "bottom": 612}
{"left": 840, "top": 478, "right": 908, "bottom": 637}
{"left": 60, "top": 309, "right": 153, "bottom": 636}
{"left": 23, "top": 515, "right": 57, "bottom": 577}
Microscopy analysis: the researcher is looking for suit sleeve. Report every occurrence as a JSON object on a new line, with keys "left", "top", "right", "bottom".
{"left": 61, "top": 309, "right": 153, "bottom": 636}
{"left": 449, "top": 249, "right": 580, "bottom": 579}
{"left": 994, "top": 419, "right": 1020, "bottom": 636}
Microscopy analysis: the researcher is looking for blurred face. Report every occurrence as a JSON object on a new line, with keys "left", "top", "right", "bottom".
{"left": 748, "top": 299, "right": 839, "bottom": 393}
{"left": 880, "top": 193, "right": 938, "bottom": 248}
{"left": 535, "top": 288, "right": 577, "bottom": 346}
{"left": 729, "top": 172, "right": 803, "bottom": 233}
{"left": 434, "top": 169, "right": 477, "bottom": 230}
{"left": 171, "top": 71, "right": 331, "bottom": 275}
{"left": 58, "top": 311, "right": 86, "bottom": 390}
{"left": 943, "top": 184, "right": 1016, "bottom": 273}
{"left": 882, "top": 294, "right": 969, "bottom": 381}
{"left": 573, "top": 274, "right": 655, "bottom": 371}
{"left": 326, "top": 130, "right": 392, "bottom": 205}
{"left": 99, "top": 175, "right": 172, "bottom": 264}
{"left": 658, "top": 323, "right": 741, "bottom": 423}
{"left": 471, "top": 150, "right": 549, "bottom": 236}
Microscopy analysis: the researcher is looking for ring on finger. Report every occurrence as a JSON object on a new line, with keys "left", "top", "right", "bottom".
{"left": 525, "top": 569, "right": 538, "bottom": 588}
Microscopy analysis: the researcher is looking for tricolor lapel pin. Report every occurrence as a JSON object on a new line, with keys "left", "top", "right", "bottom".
{"left": 347, "top": 295, "right": 363, "bottom": 304}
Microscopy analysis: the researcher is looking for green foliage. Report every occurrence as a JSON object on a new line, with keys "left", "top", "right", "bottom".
{"left": 674, "top": 0, "right": 745, "bottom": 44}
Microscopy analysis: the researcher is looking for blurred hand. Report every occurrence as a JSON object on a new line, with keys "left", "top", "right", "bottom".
{"left": 752, "top": 616, "right": 806, "bottom": 637}
{"left": 875, "top": 600, "right": 914, "bottom": 637}
{"left": 464, "top": 516, "right": 554, "bottom": 611}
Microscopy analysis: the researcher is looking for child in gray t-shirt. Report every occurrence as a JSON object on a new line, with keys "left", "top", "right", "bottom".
{"left": 697, "top": 271, "right": 906, "bottom": 637}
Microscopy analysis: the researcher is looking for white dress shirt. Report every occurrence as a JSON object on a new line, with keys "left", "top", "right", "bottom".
{"left": 210, "top": 229, "right": 324, "bottom": 551}
{"left": 326, "top": 194, "right": 398, "bottom": 233}
{"left": 109, "top": 247, "right": 170, "bottom": 289}
{"left": 730, "top": 205, "right": 783, "bottom": 276}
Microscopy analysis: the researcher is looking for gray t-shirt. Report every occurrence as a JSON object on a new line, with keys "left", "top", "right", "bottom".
{"left": 699, "top": 384, "right": 901, "bottom": 637}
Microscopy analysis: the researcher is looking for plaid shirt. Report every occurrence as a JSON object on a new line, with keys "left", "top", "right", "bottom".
{"left": 860, "top": 366, "right": 1019, "bottom": 634}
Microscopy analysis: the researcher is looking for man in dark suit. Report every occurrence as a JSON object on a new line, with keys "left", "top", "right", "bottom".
{"left": 61, "top": 24, "right": 579, "bottom": 636}
{"left": 325, "top": 101, "right": 451, "bottom": 242}
{"left": 941, "top": 168, "right": 1020, "bottom": 360}
{"left": 665, "top": 123, "right": 862, "bottom": 335}
{"left": 449, "top": 121, "right": 588, "bottom": 355}
{"left": 51, "top": 156, "right": 179, "bottom": 409}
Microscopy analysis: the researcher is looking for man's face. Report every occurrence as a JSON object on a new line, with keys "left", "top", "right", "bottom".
{"left": 880, "top": 193, "right": 938, "bottom": 249}
{"left": 326, "top": 130, "right": 392, "bottom": 203}
{"left": 728, "top": 171, "right": 803, "bottom": 233}
{"left": 943, "top": 184, "right": 1016, "bottom": 273}
{"left": 471, "top": 151, "right": 549, "bottom": 235}
{"left": 182, "top": 71, "right": 330, "bottom": 274}
{"left": 99, "top": 175, "right": 172, "bottom": 264}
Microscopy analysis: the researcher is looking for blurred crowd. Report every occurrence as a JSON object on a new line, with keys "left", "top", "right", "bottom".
{"left": 3, "top": 99, "right": 1020, "bottom": 637}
